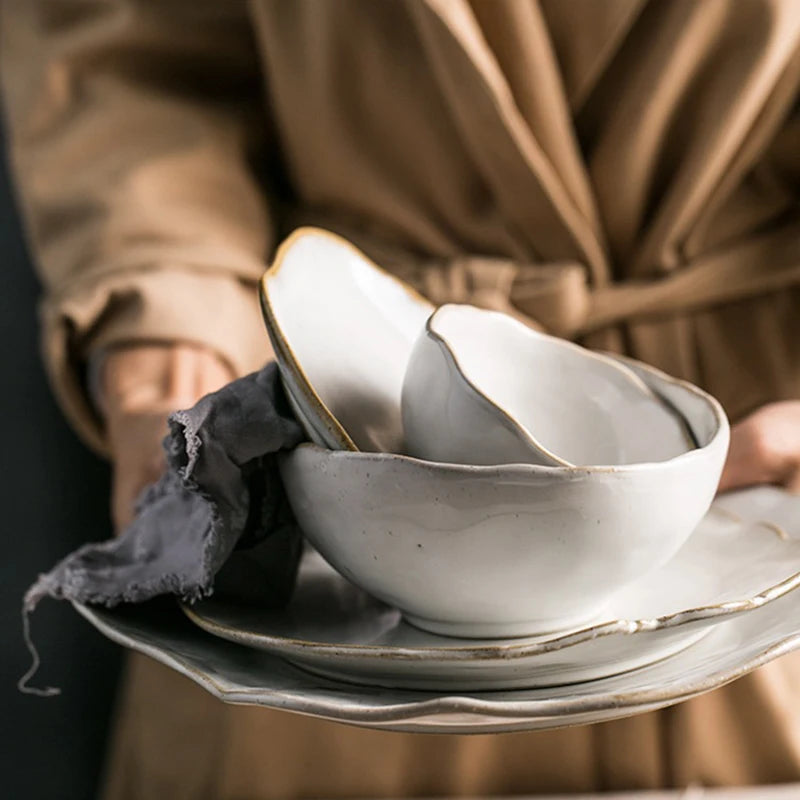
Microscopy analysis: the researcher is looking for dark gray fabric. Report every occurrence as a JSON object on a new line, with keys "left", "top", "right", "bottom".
{"left": 21, "top": 362, "right": 306, "bottom": 692}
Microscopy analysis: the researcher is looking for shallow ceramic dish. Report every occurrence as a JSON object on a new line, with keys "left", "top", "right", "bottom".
{"left": 280, "top": 355, "right": 729, "bottom": 638}
{"left": 403, "top": 304, "right": 694, "bottom": 467}
{"left": 181, "top": 497, "right": 800, "bottom": 689}
{"left": 74, "top": 585, "right": 800, "bottom": 733}
{"left": 259, "top": 228, "right": 433, "bottom": 452}
{"left": 74, "top": 486, "right": 800, "bottom": 733}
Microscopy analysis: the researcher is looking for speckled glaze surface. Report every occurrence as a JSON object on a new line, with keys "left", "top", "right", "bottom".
{"left": 73, "top": 486, "right": 800, "bottom": 733}
{"left": 402, "top": 304, "right": 695, "bottom": 467}
{"left": 259, "top": 227, "right": 433, "bottom": 453}
{"left": 180, "top": 493, "right": 800, "bottom": 690}
{"left": 280, "top": 356, "right": 729, "bottom": 637}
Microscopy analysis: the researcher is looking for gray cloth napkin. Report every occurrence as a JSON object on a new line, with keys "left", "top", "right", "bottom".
{"left": 20, "top": 362, "right": 306, "bottom": 695}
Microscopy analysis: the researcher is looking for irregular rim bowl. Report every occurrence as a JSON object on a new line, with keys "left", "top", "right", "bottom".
{"left": 279, "top": 346, "right": 730, "bottom": 635}
{"left": 420, "top": 304, "right": 696, "bottom": 468}
{"left": 181, "top": 500, "right": 800, "bottom": 657}
{"left": 259, "top": 227, "right": 433, "bottom": 452}
{"left": 393, "top": 352, "right": 722, "bottom": 474}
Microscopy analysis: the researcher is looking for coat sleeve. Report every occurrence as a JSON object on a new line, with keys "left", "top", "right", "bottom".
{"left": 0, "top": 0, "right": 275, "bottom": 452}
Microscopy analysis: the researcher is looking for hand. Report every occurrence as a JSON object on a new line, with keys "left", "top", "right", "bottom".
{"left": 100, "top": 344, "right": 234, "bottom": 531}
{"left": 718, "top": 401, "right": 800, "bottom": 494}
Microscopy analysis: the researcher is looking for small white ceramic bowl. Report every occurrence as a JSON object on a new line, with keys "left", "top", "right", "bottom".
{"left": 280, "top": 356, "right": 729, "bottom": 638}
{"left": 402, "top": 304, "right": 694, "bottom": 467}
{"left": 260, "top": 228, "right": 433, "bottom": 453}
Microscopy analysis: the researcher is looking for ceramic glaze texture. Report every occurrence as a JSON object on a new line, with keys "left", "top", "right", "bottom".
{"left": 402, "top": 304, "right": 694, "bottom": 467}
{"left": 181, "top": 554, "right": 709, "bottom": 690}
{"left": 182, "top": 498, "right": 800, "bottom": 690}
{"left": 73, "top": 486, "right": 800, "bottom": 733}
{"left": 260, "top": 227, "right": 433, "bottom": 453}
{"left": 280, "top": 357, "right": 729, "bottom": 638}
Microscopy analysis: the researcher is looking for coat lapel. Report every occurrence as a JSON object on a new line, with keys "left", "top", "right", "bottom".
{"left": 409, "top": 0, "right": 610, "bottom": 284}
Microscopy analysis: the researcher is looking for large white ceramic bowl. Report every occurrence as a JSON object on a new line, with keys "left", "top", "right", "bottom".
{"left": 280, "top": 356, "right": 729, "bottom": 638}
{"left": 402, "top": 304, "right": 694, "bottom": 467}
{"left": 260, "top": 227, "right": 433, "bottom": 453}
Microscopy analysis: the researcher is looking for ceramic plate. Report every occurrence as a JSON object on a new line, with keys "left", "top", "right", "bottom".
{"left": 73, "top": 557, "right": 800, "bottom": 733}
{"left": 74, "top": 487, "right": 800, "bottom": 733}
{"left": 181, "top": 554, "right": 707, "bottom": 690}
{"left": 176, "top": 490, "right": 800, "bottom": 691}
{"left": 76, "top": 586, "right": 800, "bottom": 733}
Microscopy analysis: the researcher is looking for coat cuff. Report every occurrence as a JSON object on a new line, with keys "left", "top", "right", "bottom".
{"left": 41, "top": 266, "right": 272, "bottom": 454}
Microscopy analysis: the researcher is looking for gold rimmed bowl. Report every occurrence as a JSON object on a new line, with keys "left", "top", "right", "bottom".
{"left": 402, "top": 304, "right": 695, "bottom": 467}
{"left": 279, "top": 356, "right": 729, "bottom": 638}
{"left": 259, "top": 227, "right": 432, "bottom": 453}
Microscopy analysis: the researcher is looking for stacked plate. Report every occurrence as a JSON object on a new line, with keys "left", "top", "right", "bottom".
{"left": 76, "top": 485, "right": 800, "bottom": 732}
{"left": 75, "top": 228, "right": 800, "bottom": 733}
{"left": 182, "top": 491, "right": 800, "bottom": 692}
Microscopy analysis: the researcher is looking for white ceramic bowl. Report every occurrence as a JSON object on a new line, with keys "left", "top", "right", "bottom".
{"left": 260, "top": 228, "right": 433, "bottom": 453}
{"left": 280, "top": 356, "right": 729, "bottom": 638}
{"left": 402, "top": 304, "right": 694, "bottom": 467}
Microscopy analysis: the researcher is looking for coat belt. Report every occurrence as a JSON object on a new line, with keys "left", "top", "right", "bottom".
{"left": 394, "top": 225, "right": 800, "bottom": 339}
{"left": 288, "top": 213, "right": 800, "bottom": 340}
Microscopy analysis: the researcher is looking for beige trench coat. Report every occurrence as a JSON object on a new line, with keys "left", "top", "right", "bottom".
{"left": 3, "top": 1, "right": 800, "bottom": 796}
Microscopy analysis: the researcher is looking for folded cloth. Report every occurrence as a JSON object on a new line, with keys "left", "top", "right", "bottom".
{"left": 20, "top": 362, "right": 306, "bottom": 695}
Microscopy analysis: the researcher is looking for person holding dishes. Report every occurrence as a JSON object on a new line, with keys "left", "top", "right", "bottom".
{"left": 3, "top": 1, "right": 800, "bottom": 797}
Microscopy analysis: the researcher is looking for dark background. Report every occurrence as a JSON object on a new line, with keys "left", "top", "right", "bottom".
{"left": 0, "top": 126, "right": 123, "bottom": 799}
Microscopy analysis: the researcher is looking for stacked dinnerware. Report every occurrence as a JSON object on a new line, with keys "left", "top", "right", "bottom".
{"left": 181, "top": 227, "right": 800, "bottom": 695}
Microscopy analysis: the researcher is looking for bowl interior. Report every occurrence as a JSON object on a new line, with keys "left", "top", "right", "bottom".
{"left": 429, "top": 304, "right": 695, "bottom": 466}
{"left": 608, "top": 354, "right": 724, "bottom": 452}
{"left": 261, "top": 228, "right": 433, "bottom": 453}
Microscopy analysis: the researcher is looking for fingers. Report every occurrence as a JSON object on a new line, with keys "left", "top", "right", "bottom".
{"left": 107, "top": 409, "right": 171, "bottom": 533}
{"left": 718, "top": 416, "right": 775, "bottom": 492}
{"left": 102, "top": 343, "right": 235, "bottom": 415}
{"left": 167, "top": 344, "right": 236, "bottom": 402}
{"left": 718, "top": 401, "right": 800, "bottom": 494}
{"left": 100, "top": 343, "right": 237, "bottom": 533}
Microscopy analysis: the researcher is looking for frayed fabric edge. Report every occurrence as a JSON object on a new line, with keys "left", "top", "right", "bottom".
{"left": 17, "top": 568, "right": 212, "bottom": 697}
{"left": 19, "top": 596, "right": 60, "bottom": 697}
